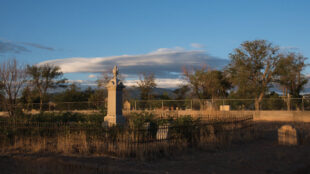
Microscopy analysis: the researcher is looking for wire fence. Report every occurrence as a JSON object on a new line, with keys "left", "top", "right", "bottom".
{"left": 129, "top": 98, "right": 310, "bottom": 111}
{"left": 0, "top": 101, "right": 106, "bottom": 113}
{"left": 0, "top": 97, "right": 309, "bottom": 116}
{"left": 0, "top": 114, "right": 253, "bottom": 159}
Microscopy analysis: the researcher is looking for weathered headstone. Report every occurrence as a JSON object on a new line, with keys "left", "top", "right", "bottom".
{"left": 156, "top": 125, "right": 170, "bottom": 140}
{"left": 278, "top": 125, "right": 298, "bottom": 145}
{"left": 103, "top": 66, "right": 125, "bottom": 126}
{"left": 204, "top": 101, "right": 214, "bottom": 110}
{"left": 206, "top": 125, "right": 216, "bottom": 142}
{"left": 143, "top": 122, "right": 150, "bottom": 130}
{"left": 220, "top": 105, "right": 230, "bottom": 111}
{"left": 123, "top": 100, "right": 131, "bottom": 110}
{"left": 206, "top": 125, "right": 215, "bottom": 135}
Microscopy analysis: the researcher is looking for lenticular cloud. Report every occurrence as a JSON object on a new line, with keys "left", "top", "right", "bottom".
{"left": 38, "top": 48, "right": 228, "bottom": 79}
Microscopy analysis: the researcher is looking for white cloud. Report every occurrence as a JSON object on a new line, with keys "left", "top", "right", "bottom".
{"left": 67, "top": 79, "right": 84, "bottom": 84}
{"left": 124, "top": 78, "right": 186, "bottom": 88}
{"left": 190, "top": 43, "right": 205, "bottom": 49}
{"left": 67, "top": 79, "right": 97, "bottom": 86}
{"left": 150, "top": 47, "right": 185, "bottom": 54}
{"left": 38, "top": 47, "right": 228, "bottom": 80}
{"left": 88, "top": 74, "right": 96, "bottom": 78}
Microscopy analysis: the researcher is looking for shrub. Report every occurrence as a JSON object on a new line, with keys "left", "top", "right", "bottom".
{"left": 127, "top": 112, "right": 157, "bottom": 129}
{"left": 171, "top": 115, "right": 200, "bottom": 127}
{"left": 13, "top": 112, "right": 104, "bottom": 123}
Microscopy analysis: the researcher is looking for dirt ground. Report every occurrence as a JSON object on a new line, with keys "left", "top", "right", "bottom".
{"left": 1, "top": 121, "right": 310, "bottom": 174}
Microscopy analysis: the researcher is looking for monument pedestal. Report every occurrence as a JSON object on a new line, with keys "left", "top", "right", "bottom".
{"left": 104, "top": 115, "right": 125, "bottom": 126}
{"left": 103, "top": 66, "right": 125, "bottom": 127}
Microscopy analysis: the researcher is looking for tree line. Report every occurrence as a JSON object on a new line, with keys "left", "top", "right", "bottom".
{"left": 140, "top": 40, "right": 308, "bottom": 110}
{"left": 180, "top": 40, "right": 308, "bottom": 110}
{"left": 0, "top": 40, "right": 308, "bottom": 117}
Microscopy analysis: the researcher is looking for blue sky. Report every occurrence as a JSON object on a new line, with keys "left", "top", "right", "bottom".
{"left": 1, "top": 0, "right": 309, "bottom": 88}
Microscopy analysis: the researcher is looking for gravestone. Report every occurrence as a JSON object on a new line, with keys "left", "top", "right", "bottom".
{"left": 143, "top": 122, "right": 150, "bottom": 130}
{"left": 123, "top": 100, "right": 131, "bottom": 110}
{"left": 103, "top": 66, "right": 125, "bottom": 126}
{"left": 206, "top": 125, "right": 215, "bottom": 135}
{"left": 220, "top": 105, "right": 230, "bottom": 111}
{"left": 278, "top": 125, "right": 298, "bottom": 145}
{"left": 206, "top": 125, "right": 216, "bottom": 143}
{"left": 204, "top": 101, "right": 214, "bottom": 110}
{"left": 156, "top": 124, "right": 170, "bottom": 140}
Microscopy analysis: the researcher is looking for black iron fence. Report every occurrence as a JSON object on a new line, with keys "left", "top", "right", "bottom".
{"left": 0, "top": 114, "right": 253, "bottom": 159}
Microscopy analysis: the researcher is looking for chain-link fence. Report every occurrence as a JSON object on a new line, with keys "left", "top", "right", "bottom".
{"left": 0, "top": 101, "right": 106, "bottom": 113}
{"left": 0, "top": 97, "right": 309, "bottom": 116}
{"left": 128, "top": 98, "right": 310, "bottom": 111}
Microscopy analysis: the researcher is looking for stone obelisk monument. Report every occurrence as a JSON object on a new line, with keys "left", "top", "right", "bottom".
{"left": 103, "top": 66, "right": 125, "bottom": 126}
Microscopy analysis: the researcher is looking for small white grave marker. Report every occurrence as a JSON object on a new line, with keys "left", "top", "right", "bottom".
{"left": 278, "top": 125, "right": 298, "bottom": 145}
{"left": 156, "top": 125, "right": 170, "bottom": 140}
{"left": 220, "top": 105, "right": 230, "bottom": 111}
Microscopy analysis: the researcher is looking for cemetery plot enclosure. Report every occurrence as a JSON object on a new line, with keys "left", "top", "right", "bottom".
{"left": 0, "top": 115, "right": 253, "bottom": 159}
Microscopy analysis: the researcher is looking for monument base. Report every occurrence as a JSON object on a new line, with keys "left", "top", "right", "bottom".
{"left": 103, "top": 115, "right": 125, "bottom": 127}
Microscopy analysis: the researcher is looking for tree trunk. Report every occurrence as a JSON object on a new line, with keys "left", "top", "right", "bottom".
{"left": 40, "top": 99, "right": 43, "bottom": 112}
{"left": 6, "top": 96, "right": 15, "bottom": 117}
{"left": 254, "top": 99, "right": 260, "bottom": 111}
{"left": 255, "top": 93, "right": 264, "bottom": 111}
{"left": 287, "top": 94, "right": 291, "bottom": 111}
{"left": 39, "top": 91, "right": 43, "bottom": 112}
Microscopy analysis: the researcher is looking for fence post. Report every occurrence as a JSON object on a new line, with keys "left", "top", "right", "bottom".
{"left": 302, "top": 96, "right": 305, "bottom": 111}
{"left": 162, "top": 100, "right": 164, "bottom": 118}
{"left": 287, "top": 94, "right": 291, "bottom": 111}
{"left": 202, "top": 100, "right": 205, "bottom": 110}
{"left": 191, "top": 100, "right": 193, "bottom": 110}
{"left": 135, "top": 100, "right": 137, "bottom": 110}
{"left": 162, "top": 100, "right": 164, "bottom": 110}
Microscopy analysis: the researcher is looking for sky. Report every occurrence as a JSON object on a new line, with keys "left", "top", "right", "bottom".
{"left": 0, "top": 0, "right": 309, "bottom": 88}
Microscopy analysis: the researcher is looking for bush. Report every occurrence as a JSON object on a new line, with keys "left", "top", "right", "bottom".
{"left": 13, "top": 112, "right": 104, "bottom": 123}
{"left": 171, "top": 115, "right": 200, "bottom": 127}
{"left": 127, "top": 112, "right": 157, "bottom": 129}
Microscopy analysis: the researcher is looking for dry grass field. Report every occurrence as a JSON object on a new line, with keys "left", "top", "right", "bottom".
{"left": 0, "top": 121, "right": 309, "bottom": 174}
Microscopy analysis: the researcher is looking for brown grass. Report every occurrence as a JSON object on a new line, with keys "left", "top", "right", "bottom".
{"left": 0, "top": 125, "right": 253, "bottom": 160}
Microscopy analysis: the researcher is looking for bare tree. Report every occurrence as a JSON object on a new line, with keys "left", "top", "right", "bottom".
{"left": 97, "top": 69, "right": 125, "bottom": 88}
{"left": 137, "top": 72, "right": 156, "bottom": 100}
{"left": 89, "top": 69, "right": 126, "bottom": 109}
{"left": 0, "top": 59, "right": 27, "bottom": 117}
{"left": 97, "top": 72, "right": 114, "bottom": 89}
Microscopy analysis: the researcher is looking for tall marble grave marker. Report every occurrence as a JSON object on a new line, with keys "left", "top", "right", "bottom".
{"left": 103, "top": 66, "right": 125, "bottom": 126}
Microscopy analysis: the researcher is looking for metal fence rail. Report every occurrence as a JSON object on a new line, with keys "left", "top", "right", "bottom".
{"left": 0, "top": 98, "right": 309, "bottom": 115}
{"left": 129, "top": 98, "right": 310, "bottom": 111}
{"left": 0, "top": 115, "right": 253, "bottom": 159}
